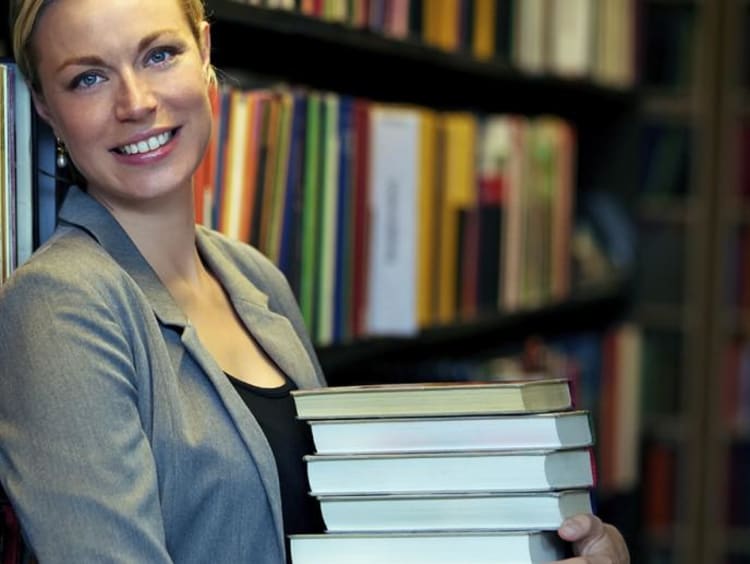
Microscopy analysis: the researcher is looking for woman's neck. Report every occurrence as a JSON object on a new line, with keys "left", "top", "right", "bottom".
{"left": 92, "top": 186, "right": 208, "bottom": 290}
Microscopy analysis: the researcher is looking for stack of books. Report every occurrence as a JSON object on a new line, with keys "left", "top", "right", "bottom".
{"left": 289, "top": 378, "right": 597, "bottom": 563}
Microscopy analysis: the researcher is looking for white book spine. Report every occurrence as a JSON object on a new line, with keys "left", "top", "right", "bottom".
{"left": 366, "top": 108, "right": 420, "bottom": 336}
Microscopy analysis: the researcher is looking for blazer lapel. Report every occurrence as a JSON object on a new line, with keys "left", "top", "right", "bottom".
{"left": 177, "top": 326, "right": 286, "bottom": 549}
{"left": 196, "top": 232, "right": 321, "bottom": 391}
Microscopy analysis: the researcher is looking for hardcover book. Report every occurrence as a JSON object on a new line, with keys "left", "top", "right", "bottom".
{"left": 316, "top": 489, "right": 593, "bottom": 532}
{"left": 304, "top": 447, "right": 595, "bottom": 495}
{"left": 289, "top": 530, "right": 568, "bottom": 563}
{"left": 291, "top": 378, "right": 572, "bottom": 419}
{"left": 306, "top": 410, "right": 592, "bottom": 454}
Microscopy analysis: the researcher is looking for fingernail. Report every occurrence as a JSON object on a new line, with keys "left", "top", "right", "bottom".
{"left": 561, "top": 520, "right": 581, "bottom": 536}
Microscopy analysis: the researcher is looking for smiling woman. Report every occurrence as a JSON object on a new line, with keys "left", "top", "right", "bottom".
{"left": 0, "top": 1, "right": 629, "bottom": 563}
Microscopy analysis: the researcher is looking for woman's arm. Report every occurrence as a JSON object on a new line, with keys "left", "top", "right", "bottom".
{"left": 554, "top": 514, "right": 630, "bottom": 563}
{"left": 0, "top": 266, "right": 173, "bottom": 563}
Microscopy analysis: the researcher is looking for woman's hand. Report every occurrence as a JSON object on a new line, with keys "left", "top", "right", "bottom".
{"left": 553, "top": 513, "right": 630, "bottom": 563}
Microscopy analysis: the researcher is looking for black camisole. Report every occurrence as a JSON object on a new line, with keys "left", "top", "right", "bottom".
{"left": 226, "top": 374, "right": 325, "bottom": 561}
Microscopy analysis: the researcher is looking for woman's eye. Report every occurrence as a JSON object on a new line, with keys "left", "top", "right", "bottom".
{"left": 71, "top": 72, "right": 105, "bottom": 90}
{"left": 146, "top": 47, "right": 176, "bottom": 66}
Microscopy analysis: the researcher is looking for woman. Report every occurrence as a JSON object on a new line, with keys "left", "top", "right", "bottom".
{"left": 0, "top": 0, "right": 629, "bottom": 562}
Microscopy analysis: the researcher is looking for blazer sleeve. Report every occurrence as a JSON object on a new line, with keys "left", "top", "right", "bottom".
{"left": 0, "top": 267, "right": 174, "bottom": 563}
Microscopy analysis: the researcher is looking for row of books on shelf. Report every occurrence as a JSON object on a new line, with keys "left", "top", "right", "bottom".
{"left": 228, "top": 0, "right": 636, "bottom": 87}
{"left": 639, "top": 440, "right": 750, "bottom": 538}
{"left": 0, "top": 63, "right": 33, "bottom": 285}
{"left": 288, "top": 377, "right": 593, "bottom": 563}
{"left": 195, "top": 83, "right": 578, "bottom": 345}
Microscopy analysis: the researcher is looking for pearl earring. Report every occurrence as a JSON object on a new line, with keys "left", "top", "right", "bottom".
{"left": 56, "top": 138, "right": 68, "bottom": 168}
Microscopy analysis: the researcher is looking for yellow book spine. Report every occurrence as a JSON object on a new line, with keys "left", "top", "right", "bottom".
{"left": 437, "top": 112, "right": 477, "bottom": 323}
{"left": 473, "top": 0, "right": 497, "bottom": 60}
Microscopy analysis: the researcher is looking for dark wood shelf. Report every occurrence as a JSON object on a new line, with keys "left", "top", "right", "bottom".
{"left": 206, "top": 1, "right": 637, "bottom": 120}
{"left": 317, "top": 278, "right": 632, "bottom": 384}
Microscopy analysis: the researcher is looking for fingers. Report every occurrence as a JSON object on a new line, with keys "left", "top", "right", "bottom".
{"left": 558, "top": 513, "right": 602, "bottom": 543}
{"left": 556, "top": 514, "right": 630, "bottom": 563}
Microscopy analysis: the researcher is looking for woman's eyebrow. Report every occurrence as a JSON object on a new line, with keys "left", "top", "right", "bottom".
{"left": 55, "top": 29, "right": 182, "bottom": 72}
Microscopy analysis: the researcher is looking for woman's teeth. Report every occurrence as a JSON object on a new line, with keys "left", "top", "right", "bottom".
{"left": 118, "top": 131, "right": 173, "bottom": 155}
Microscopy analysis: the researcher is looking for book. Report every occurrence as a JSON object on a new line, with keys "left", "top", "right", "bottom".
{"left": 12, "top": 65, "right": 32, "bottom": 268}
{"left": 316, "top": 489, "right": 593, "bottom": 532}
{"left": 365, "top": 105, "right": 420, "bottom": 336}
{"left": 304, "top": 448, "right": 595, "bottom": 495}
{"left": 306, "top": 410, "right": 592, "bottom": 454}
{"left": 289, "top": 530, "right": 567, "bottom": 563}
{"left": 291, "top": 378, "right": 572, "bottom": 419}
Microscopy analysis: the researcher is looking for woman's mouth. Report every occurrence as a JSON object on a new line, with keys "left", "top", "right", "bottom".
{"left": 113, "top": 128, "right": 179, "bottom": 156}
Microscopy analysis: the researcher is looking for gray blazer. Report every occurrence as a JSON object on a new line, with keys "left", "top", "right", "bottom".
{"left": 0, "top": 186, "right": 326, "bottom": 563}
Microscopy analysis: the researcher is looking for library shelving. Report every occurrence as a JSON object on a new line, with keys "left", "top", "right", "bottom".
{"left": 635, "top": 0, "right": 749, "bottom": 563}
{"left": 194, "top": 0, "right": 641, "bottom": 383}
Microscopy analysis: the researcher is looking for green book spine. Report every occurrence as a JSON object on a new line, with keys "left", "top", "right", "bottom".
{"left": 300, "top": 93, "right": 321, "bottom": 336}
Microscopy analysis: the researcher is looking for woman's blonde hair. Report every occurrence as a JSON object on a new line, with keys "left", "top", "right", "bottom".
{"left": 11, "top": 0, "right": 213, "bottom": 92}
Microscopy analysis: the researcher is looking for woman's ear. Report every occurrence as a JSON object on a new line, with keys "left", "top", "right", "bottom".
{"left": 199, "top": 21, "right": 211, "bottom": 77}
{"left": 31, "top": 88, "right": 57, "bottom": 133}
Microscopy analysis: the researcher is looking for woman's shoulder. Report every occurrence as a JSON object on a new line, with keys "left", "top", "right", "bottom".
{"left": 0, "top": 225, "right": 135, "bottom": 308}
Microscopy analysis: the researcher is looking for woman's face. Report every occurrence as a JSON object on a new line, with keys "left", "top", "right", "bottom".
{"left": 31, "top": 0, "right": 212, "bottom": 208}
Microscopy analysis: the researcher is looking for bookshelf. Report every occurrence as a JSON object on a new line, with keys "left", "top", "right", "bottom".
{"left": 206, "top": 1, "right": 634, "bottom": 116}
{"left": 635, "top": 0, "right": 733, "bottom": 563}
{"left": 200, "top": 0, "right": 642, "bottom": 555}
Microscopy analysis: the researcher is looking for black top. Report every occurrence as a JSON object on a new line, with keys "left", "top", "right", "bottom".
{"left": 226, "top": 374, "right": 325, "bottom": 561}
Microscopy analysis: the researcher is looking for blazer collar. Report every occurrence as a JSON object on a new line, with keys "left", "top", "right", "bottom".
{"left": 57, "top": 186, "right": 189, "bottom": 329}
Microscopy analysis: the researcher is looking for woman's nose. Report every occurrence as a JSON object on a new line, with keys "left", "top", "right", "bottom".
{"left": 115, "top": 70, "right": 157, "bottom": 122}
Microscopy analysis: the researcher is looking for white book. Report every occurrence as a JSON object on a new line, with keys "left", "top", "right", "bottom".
{"left": 317, "top": 490, "right": 593, "bottom": 532}
{"left": 612, "top": 323, "right": 642, "bottom": 490}
{"left": 549, "top": 0, "right": 594, "bottom": 78}
{"left": 365, "top": 106, "right": 420, "bottom": 336}
{"left": 306, "top": 410, "right": 592, "bottom": 454}
{"left": 290, "top": 530, "right": 567, "bottom": 563}
{"left": 13, "top": 66, "right": 33, "bottom": 267}
{"left": 305, "top": 448, "right": 595, "bottom": 495}
{"left": 513, "top": 0, "right": 547, "bottom": 74}
{"left": 497, "top": 116, "right": 527, "bottom": 311}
